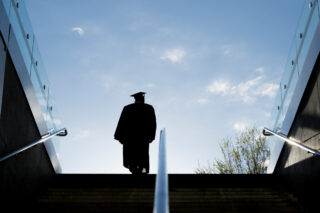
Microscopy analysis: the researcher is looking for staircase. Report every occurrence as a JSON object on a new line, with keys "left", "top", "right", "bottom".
{"left": 30, "top": 174, "right": 304, "bottom": 213}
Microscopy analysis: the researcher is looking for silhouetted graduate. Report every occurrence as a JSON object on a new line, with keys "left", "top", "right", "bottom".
{"left": 114, "top": 92, "right": 157, "bottom": 174}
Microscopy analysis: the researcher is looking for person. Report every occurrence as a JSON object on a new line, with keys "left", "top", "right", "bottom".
{"left": 114, "top": 92, "right": 157, "bottom": 174}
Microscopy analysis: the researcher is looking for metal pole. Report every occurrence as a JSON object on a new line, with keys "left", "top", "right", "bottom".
{"left": 0, "top": 128, "right": 67, "bottom": 162}
{"left": 263, "top": 127, "right": 320, "bottom": 156}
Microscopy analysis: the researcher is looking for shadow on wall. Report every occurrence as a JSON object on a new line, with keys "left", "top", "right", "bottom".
{"left": 274, "top": 52, "right": 320, "bottom": 213}
{"left": 0, "top": 48, "right": 55, "bottom": 202}
{"left": 292, "top": 113, "right": 320, "bottom": 142}
{"left": 288, "top": 52, "right": 320, "bottom": 143}
{"left": 275, "top": 153, "right": 320, "bottom": 213}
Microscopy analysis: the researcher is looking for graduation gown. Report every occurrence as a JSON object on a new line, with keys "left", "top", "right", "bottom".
{"left": 114, "top": 103, "right": 156, "bottom": 172}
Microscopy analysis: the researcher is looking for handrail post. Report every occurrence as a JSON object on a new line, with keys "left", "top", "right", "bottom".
{"left": 153, "top": 128, "right": 169, "bottom": 213}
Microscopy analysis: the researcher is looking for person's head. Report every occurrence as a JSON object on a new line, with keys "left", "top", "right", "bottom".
{"left": 131, "top": 92, "right": 145, "bottom": 103}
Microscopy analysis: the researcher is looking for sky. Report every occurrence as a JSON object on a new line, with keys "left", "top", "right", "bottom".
{"left": 25, "top": 0, "right": 305, "bottom": 174}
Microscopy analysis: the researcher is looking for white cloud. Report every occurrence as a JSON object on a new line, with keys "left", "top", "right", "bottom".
{"left": 146, "top": 83, "right": 156, "bottom": 88}
{"left": 101, "top": 75, "right": 116, "bottom": 90}
{"left": 255, "top": 67, "right": 265, "bottom": 73}
{"left": 37, "top": 94, "right": 47, "bottom": 108}
{"left": 53, "top": 118, "right": 62, "bottom": 126}
{"left": 207, "top": 75, "right": 279, "bottom": 103}
{"left": 197, "top": 98, "right": 209, "bottom": 104}
{"left": 222, "top": 46, "right": 232, "bottom": 56}
{"left": 223, "top": 49, "right": 231, "bottom": 55}
{"left": 220, "top": 44, "right": 248, "bottom": 58}
{"left": 207, "top": 80, "right": 230, "bottom": 96}
{"left": 128, "top": 18, "right": 152, "bottom": 31}
{"left": 72, "top": 27, "right": 85, "bottom": 36}
{"left": 73, "top": 130, "right": 90, "bottom": 140}
{"left": 254, "top": 83, "right": 279, "bottom": 99}
{"left": 42, "top": 113, "right": 62, "bottom": 127}
{"left": 236, "top": 76, "right": 264, "bottom": 103}
{"left": 265, "top": 112, "right": 271, "bottom": 118}
{"left": 66, "top": 129, "right": 91, "bottom": 143}
{"left": 233, "top": 122, "right": 249, "bottom": 132}
{"left": 160, "top": 48, "right": 185, "bottom": 63}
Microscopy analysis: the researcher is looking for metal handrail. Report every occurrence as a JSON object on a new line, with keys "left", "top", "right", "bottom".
{"left": 0, "top": 128, "right": 68, "bottom": 162}
{"left": 153, "top": 128, "right": 169, "bottom": 213}
{"left": 263, "top": 127, "right": 320, "bottom": 156}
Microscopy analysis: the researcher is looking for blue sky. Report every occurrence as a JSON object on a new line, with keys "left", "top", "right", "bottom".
{"left": 25, "top": 0, "right": 305, "bottom": 173}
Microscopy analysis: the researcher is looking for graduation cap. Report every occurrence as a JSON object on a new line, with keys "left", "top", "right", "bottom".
{"left": 131, "top": 92, "right": 145, "bottom": 100}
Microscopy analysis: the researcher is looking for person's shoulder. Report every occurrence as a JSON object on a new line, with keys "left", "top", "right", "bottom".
{"left": 124, "top": 103, "right": 154, "bottom": 110}
{"left": 124, "top": 103, "right": 135, "bottom": 108}
{"left": 144, "top": 103, "right": 155, "bottom": 110}
{"left": 121, "top": 104, "right": 133, "bottom": 112}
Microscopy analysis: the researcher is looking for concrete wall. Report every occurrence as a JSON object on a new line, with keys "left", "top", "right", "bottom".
{"left": 0, "top": 37, "right": 55, "bottom": 201}
{"left": 274, "top": 52, "right": 320, "bottom": 212}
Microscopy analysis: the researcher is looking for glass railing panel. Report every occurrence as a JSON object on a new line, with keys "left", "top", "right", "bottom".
{"left": 8, "top": 0, "right": 32, "bottom": 74}
{"left": 318, "top": 0, "right": 320, "bottom": 18}
{"left": 267, "top": 105, "right": 278, "bottom": 131}
{"left": 276, "top": 107, "right": 286, "bottom": 132}
{"left": 275, "top": 109, "right": 284, "bottom": 133}
{"left": 2, "top": 0, "right": 65, "bottom": 172}
{"left": 10, "top": 0, "right": 62, "bottom": 134}
{"left": 297, "top": 0, "right": 320, "bottom": 70}
{"left": 13, "top": 0, "right": 34, "bottom": 57}
{"left": 31, "top": 65, "right": 56, "bottom": 134}
{"left": 267, "top": 134, "right": 284, "bottom": 158}
{"left": 295, "top": 0, "right": 316, "bottom": 53}
{"left": 46, "top": 95, "right": 62, "bottom": 160}
{"left": 270, "top": 0, "right": 319, "bottom": 135}
{"left": 50, "top": 99, "right": 62, "bottom": 129}
{"left": 51, "top": 134, "right": 61, "bottom": 161}
{"left": 266, "top": 134, "right": 285, "bottom": 173}
{"left": 266, "top": 0, "right": 320, "bottom": 173}
{"left": 268, "top": 91, "right": 282, "bottom": 131}
{"left": 30, "top": 65, "right": 48, "bottom": 120}
{"left": 281, "top": 66, "right": 299, "bottom": 123}
{"left": 280, "top": 44, "right": 297, "bottom": 95}
{"left": 32, "top": 40, "right": 50, "bottom": 99}
{"left": 2, "top": 0, "right": 11, "bottom": 16}
{"left": 45, "top": 110, "right": 55, "bottom": 131}
{"left": 46, "top": 88, "right": 57, "bottom": 130}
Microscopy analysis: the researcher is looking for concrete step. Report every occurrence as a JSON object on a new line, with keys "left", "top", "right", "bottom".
{"left": 30, "top": 174, "right": 305, "bottom": 213}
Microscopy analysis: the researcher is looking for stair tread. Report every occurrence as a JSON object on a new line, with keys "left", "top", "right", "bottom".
{"left": 33, "top": 174, "right": 304, "bottom": 213}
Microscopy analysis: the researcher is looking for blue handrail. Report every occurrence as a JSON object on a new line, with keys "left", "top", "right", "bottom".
{"left": 153, "top": 128, "right": 169, "bottom": 213}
